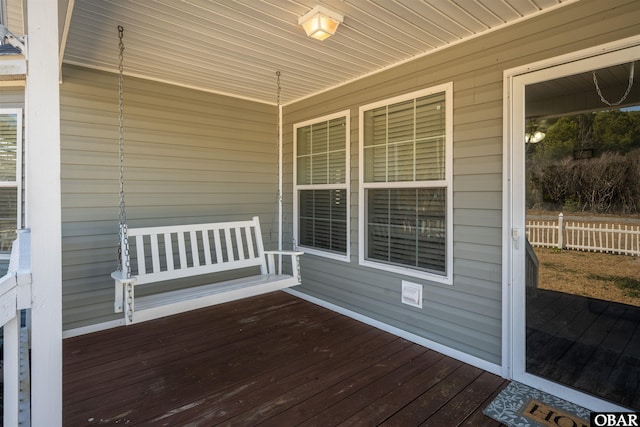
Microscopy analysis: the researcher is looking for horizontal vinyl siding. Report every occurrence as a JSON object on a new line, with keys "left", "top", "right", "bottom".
{"left": 61, "top": 64, "right": 279, "bottom": 330}
{"left": 0, "top": 89, "right": 24, "bottom": 108}
{"left": 284, "top": 0, "right": 640, "bottom": 365}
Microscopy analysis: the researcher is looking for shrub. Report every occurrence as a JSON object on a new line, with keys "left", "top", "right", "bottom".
{"left": 529, "top": 149, "right": 640, "bottom": 214}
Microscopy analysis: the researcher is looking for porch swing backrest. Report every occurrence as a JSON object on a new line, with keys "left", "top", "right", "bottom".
{"left": 112, "top": 216, "right": 303, "bottom": 325}
{"left": 130, "top": 219, "right": 266, "bottom": 284}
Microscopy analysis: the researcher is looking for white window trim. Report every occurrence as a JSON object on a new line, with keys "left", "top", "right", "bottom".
{"left": 293, "top": 109, "right": 351, "bottom": 262}
{"left": 358, "top": 83, "right": 453, "bottom": 285}
{"left": 0, "top": 108, "right": 23, "bottom": 261}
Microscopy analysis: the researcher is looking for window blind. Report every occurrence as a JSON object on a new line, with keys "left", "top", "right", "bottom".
{"left": 0, "top": 187, "right": 17, "bottom": 252}
{"left": 0, "top": 115, "right": 18, "bottom": 182}
{"left": 367, "top": 188, "right": 445, "bottom": 273}
{"left": 363, "top": 92, "right": 445, "bottom": 183}
{"left": 299, "top": 189, "right": 347, "bottom": 254}
{"left": 297, "top": 117, "right": 346, "bottom": 185}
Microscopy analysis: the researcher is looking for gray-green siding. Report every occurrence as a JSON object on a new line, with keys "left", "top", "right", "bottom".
{"left": 61, "top": 65, "right": 279, "bottom": 330}
{"left": 284, "top": 0, "right": 640, "bottom": 365}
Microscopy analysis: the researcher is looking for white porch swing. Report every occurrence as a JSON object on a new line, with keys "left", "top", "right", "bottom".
{"left": 110, "top": 26, "right": 303, "bottom": 325}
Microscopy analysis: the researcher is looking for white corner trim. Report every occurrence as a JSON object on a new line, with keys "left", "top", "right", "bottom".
{"left": 62, "top": 318, "right": 125, "bottom": 339}
{"left": 285, "top": 288, "right": 503, "bottom": 377}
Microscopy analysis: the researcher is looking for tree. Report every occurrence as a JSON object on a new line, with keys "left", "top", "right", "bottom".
{"left": 532, "top": 116, "right": 577, "bottom": 160}
{"left": 526, "top": 109, "right": 640, "bottom": 214}
{"left": 593, "top": 110, "right": 640, "bottom": 154}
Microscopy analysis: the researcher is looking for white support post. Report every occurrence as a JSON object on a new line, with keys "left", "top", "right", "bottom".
{"left": 25, "top": 0, "right": 63, "bottom": 425}
{"left": 558, "top": 213, "right": 564, "bottom": 249}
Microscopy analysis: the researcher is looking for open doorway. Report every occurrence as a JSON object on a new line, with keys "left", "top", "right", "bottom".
{"left": 508, "top": 38, "right": 640, "bottom": 411}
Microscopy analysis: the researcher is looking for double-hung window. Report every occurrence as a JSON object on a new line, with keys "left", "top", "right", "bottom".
{"left": 359, "top": 84, "right": 452, "bottom": 284}
{"left": 294, "top": 111, "right": 349, "bottom": 260}
{"left": 0, "top": 109, "right": 22, "bottom": 273}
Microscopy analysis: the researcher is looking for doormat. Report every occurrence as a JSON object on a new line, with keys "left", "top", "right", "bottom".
{"left": 483, "top": 382, "right": 591, "bottom": 427}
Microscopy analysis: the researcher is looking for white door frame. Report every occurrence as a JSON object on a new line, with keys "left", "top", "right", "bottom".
{"left": 502, "top": 34, "right": 640, "bottom": 412}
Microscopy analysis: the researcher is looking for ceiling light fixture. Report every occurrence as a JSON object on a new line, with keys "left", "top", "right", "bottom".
{"left": 298, "top": 5, "right": 343, "bottom": 41}
{"left": 525, "top": 131, "right": 545, "bottom": 144}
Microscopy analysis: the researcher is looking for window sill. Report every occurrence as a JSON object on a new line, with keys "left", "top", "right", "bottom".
{"left": 298, "top": 246, "right": 350, "bottom": 263}
{"left": 358, "top": 258, "right": 452, "bottom": 285}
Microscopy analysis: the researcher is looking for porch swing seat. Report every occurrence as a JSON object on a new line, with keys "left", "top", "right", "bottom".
{"left": 112, "top": 216, "right": 303, "bottom": 325}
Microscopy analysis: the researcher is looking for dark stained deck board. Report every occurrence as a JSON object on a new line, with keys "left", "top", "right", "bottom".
{"left": 64, "top": 292, "right": 321, "bottom": 373}
{"left": 65, "top": 307, "right": 367, "bottom": 422}
{"left": 64, "top": 299, "right": 333, "bottom": 385}
{"left": 421, "top": 371, "right": 509, "bottom": 427}
{"left": 161, "top": 329, "right": 404, "bottom": 425}
{"left": 216, "top": 336, "right": 416, "bottom": 426}
{"left": 334, "top": 357, "right": 465, "bottom": 425}
{"left": 381, "top": 363, "right": 485, "bottom": 426}
{"left": 297, "top": 350, "right": 446, "bottom": 426}
{"left": 63, "top": 291, "right": 507, "bottom": 426}
{"left": 65, "top": 296, "right": 345, "bottom": 419}
{"left": 64, "top": 304, "right": 345, "bottom": 410}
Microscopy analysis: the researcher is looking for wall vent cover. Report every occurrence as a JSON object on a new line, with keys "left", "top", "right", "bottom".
{"left": 401, "top": 281, "right": 423, "bottom": 308}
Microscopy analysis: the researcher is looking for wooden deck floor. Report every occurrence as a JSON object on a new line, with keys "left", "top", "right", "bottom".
{"left": 63, "top": 291, "right": 508, "bottom": 426}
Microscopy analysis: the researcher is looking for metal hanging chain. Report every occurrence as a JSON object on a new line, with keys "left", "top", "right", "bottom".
{"left": 270, "top": 71, "right": 286, "bottom": 248}
{"left": 117, "top": 25, "right": 131, "bottom": 278}
{"left": 593, "top": 62, "right": 635, "bottom": 107}
{"left": 275, "top": 70, "right": 282, "bottom": 212}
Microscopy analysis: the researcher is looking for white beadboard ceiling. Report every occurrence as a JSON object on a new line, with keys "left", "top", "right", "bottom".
{"left": 60, "top": 0, "right": 575, "bottom": 105}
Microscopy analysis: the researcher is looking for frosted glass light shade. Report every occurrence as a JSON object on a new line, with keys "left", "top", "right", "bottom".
{"left": 298, "top": 5, "right": 343, "bottom": 41}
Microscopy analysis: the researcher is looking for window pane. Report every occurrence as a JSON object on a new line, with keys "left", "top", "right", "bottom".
{"left": 0, "top": 113, "right": 18, "bottom": 182}
{"left": 367, "top": 189, "right": 389, "bottom": 262}
{"left": 363, "top": 91, "right": 446, "bottom": 183}
{"left": 297, "top": 117, "right": 346, "bottom": 186}
{"left": 388, "top": 142, "right": 414, "bottom": 182}
{"left": 417, "top": 188, "right": 446, "bottom": 272}
{"left": 328, "top": 117, "right": 346, "bottom": 184}
{"left": 415, "top": 93, "right": 445, "bottom": 140}
{"left": 311, "top": 153, "right": 327, "bottom": 184}
{"left": 366, "top": 187, "right": 446, "bottom": 274}
{"left": 299, "top": 189, "right": 315, "bottom": 218}
{"left": 364, "top": 145, "right": 386, "bottom": 182}
{"left": 299, "top": 189, "right": 347, "bottom": 254}
{"left": 297, "top": 156, "right": 311, "bottom": 185}
{"left": 416, "top": 93, "right": 445, "bottom": 180}
{"left": 328, "top": 151, "right": 345, "bottom": 184}
{"left": 297, "top": 126, "right": 311, "bottom": 156}
{"left": 363, "top": 108, "right": 386, "bottom": 147}
{"left": 0, "top": 187, "right": 17, "bottom": 252}
{"left": 416, "top": 136, "right": 445, "bottom": 181}
{"left": 0, "top": 260, "right": 8, "bottom": 276}
{"left": 312, "top": 121, "right": 328, "bottom": 153}
{"left": 328, "top": 117, "right": 346, "bottom": 152}
{"left": 388, "top": 100, "right": 414, "bottom": 144}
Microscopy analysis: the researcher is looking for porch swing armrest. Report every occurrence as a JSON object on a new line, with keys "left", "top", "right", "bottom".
{"left": 111, "top": 271, "right": 137, "bottom": 313}
{"left": 263, "top": 250, "right": 305, "bottom": 256}
{"left": 263, "top": 250, "right": 304, "bottom": 282}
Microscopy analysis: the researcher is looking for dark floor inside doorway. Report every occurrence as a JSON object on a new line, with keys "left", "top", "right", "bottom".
{"left": 526, "top": 288, "right": 640, "bottom": 409}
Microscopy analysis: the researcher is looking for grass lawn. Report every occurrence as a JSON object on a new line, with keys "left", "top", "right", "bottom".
{"left": 534, "top": 247, "right": 640, "bottom": 306}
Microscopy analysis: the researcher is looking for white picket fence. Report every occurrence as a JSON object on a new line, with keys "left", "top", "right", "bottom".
{"left": 526, "top": 213, "right": 640, "bottom": 256}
